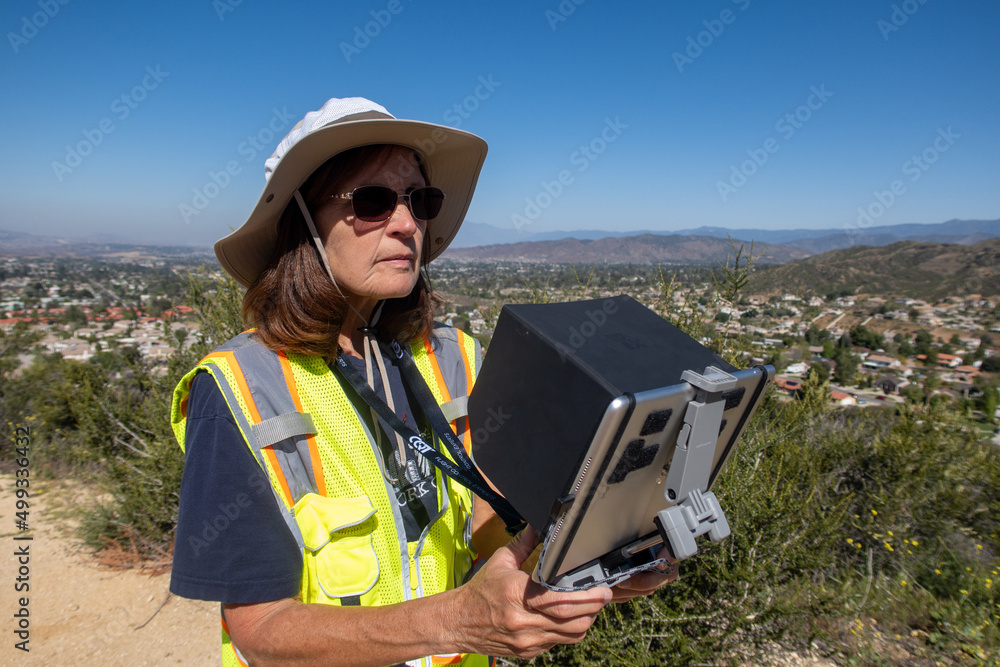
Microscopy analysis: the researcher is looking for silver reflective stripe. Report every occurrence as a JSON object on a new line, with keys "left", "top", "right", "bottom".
{"left": 439, "top": 396, "right": 469, "bottom": 423}
{"left": 200, "top": 359, "right": 305, "bottom": 552}
{"left": 253, "top": 412, "right": 317, "bottom": 448}
{"left": 426, "top": 325, "right": 470, "bottom": 399}
{"left": 232, "top": 341, "right": 320, "bottom": 503}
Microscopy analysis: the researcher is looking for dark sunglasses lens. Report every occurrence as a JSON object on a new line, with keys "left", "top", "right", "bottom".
{"left": 409, "top": 187, "right": 445, "bottom": 221}
{"left": 352, "top": 186, "right": 397, "bottom": 222}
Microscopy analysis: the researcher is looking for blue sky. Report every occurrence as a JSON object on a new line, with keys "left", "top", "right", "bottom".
{"left": 1, "top": 0, "right": 998, "bottom": 247}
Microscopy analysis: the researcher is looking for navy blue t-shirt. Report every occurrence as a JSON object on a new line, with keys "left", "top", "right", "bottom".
{"left": 170, "top": 353, "right": 441, "bottom": 604}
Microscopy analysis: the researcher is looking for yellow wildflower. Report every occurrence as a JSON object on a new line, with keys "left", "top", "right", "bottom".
{"left": 847, "top": 538, "right": 854, "bottom": 544}
{"left": 935, "top": 569, "right": 941, "bottom": 575}
{"left": 871, "top": 509, "right": 877, "bottom": 515}
{"left": 884, "top": 542, "right": 894, "bottom": 551}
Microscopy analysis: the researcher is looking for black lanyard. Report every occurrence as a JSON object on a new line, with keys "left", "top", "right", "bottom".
{"left": 332, "top": 341, "right": 525, "bottom": 533}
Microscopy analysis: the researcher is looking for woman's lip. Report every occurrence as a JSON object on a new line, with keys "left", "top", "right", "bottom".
{"left": 380, "top": 255, "right": 414, "bottom": 263}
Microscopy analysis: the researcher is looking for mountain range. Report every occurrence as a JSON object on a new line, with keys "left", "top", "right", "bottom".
{"left": 445, "top": 233, "right": 810, "bottom": 265}
{"left": 448, "top": 218, "right": 1000, "bottom": 258}
{"left": 3, "top": 219, "right": 998, "bottom": 271}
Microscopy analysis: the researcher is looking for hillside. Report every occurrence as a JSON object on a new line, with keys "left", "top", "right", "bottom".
{"left": 451, "top": 218, "right": 1000, "bottom": 253}
{"left": 443, "top": 233, "right": 810, "bottom": 265}
{"left": 747, "top": 237, "right": 1000, "bottom": 298}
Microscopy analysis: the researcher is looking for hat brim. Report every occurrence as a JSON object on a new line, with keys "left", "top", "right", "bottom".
{"left": 215, "top": 117, "right": 488, "bottom": 287}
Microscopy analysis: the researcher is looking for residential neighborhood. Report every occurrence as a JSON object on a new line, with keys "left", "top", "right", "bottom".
{"left": 3, "top": 254, "right": 999, "bottom": 425}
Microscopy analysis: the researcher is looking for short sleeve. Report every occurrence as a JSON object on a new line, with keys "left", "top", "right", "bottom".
{"left": 170, "top": 371, "right": 303, "bottom": 604}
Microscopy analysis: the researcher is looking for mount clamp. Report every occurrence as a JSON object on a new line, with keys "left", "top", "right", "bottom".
{"left": 654, "top": 366, "right": 736, "bottom": 561}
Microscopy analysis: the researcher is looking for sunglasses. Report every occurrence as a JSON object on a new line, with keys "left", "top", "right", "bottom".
{"left": 333, "top": 185, "right": 446, "bottom": 224}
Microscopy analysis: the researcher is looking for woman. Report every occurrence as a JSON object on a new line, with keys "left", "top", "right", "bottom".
{"left": 169, "top": 97, "right": 674, "bottom": 667}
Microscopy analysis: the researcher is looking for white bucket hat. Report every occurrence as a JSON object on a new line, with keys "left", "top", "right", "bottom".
{"left": 215, "top": 97, "right": 488, "bottom": 287}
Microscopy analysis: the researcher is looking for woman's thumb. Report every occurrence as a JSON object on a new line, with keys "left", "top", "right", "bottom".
{"left": 493, "top": 524, "right": 539, "bottom": 569}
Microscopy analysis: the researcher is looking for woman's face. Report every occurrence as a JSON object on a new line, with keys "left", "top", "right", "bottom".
{"left": 315, "top": 146, "right": 426, "bottom": 312}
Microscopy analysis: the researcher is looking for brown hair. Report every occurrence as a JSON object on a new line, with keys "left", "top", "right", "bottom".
{"left": 242, "top": 144, "right": 441, "bottom": 360}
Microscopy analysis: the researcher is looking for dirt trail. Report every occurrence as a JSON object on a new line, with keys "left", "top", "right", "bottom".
{"left": 0, "top": 474, "right": 217, "bottom": 666}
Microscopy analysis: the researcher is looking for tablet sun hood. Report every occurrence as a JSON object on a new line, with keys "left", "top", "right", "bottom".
{"left": 468, "top": 295, "right": 773, "bottom": 590}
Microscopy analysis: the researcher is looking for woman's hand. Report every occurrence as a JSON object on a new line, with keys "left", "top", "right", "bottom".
{"left": 449, "top": 525, "right": 613, "bottom": 659}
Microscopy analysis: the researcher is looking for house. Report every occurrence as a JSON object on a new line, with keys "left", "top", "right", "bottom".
{"left": 953, "top": 365, "right": 980, "bottom": 381}
{"left": 875, "top": 375, "right": 910, "bottom": 394}
{"left": 830, "top": 390, "right": 857, "bottom": 406}
{"left": 774, "top": 376, "right": 803, "bottom": 396}
{"left": 863, "top": 354, "right": 899, "bottom": 370}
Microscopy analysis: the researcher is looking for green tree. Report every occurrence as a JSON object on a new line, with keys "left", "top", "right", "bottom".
{"left": 804, "top": 325, "right": 827, "bottom": 346}
{"left": 979, "top": 386, "right": 998, "bottom": 423}
{"left": 807, "top": 360, "right": 830, "bottom": 384}
{"left": 832, "top": 349, "right": 858, "bottom": 386}
{"left": 849, "top": 324, "right": 885, "bottom": 350}
{"left": 914, "top": 330, "right": 934, "bottom": 356}
{"left": 980, "top": 356, "right": 1000, "bottom": 373}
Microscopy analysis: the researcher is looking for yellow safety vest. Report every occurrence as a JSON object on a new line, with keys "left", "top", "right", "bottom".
{"left": 171, "top": 324, "right": 493, "bottom": 667}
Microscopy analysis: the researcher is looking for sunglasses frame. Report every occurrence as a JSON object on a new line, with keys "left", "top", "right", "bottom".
{"left": 332, "top": 185, "right": 446, "bottom": 223}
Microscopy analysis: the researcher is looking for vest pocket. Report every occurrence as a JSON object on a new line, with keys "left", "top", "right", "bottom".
{"left": 293, "top": 493, "right": 380, "bottom": 601}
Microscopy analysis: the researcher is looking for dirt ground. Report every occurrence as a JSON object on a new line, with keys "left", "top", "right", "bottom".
{"left": 0, "top": 474, "right": 218, "bottom": 666}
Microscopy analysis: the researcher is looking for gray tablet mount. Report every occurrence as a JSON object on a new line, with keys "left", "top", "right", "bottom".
{"left": 654, "top": 366, "right": 736, "bottom": 560}
{"left": 611, "top": 365, "right": 737, "bottom": 566}
{"left": 544, "top": 365, "right": 746, "bottom": 590}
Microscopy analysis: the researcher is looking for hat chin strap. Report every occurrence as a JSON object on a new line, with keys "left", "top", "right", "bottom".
{"left": 295, "top": 189, "right": 406, "bottom": 481}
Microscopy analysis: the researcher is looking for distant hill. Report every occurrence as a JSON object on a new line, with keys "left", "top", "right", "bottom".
{"left": 675, "top": 218, "right": 1000, "bottom": 252}
{"left": 451, "top": 218, "right": 1000, "bottom": 254}
{"left": 0, "top": 229, "right": 213, "bottom": 259}
{"left": 443, "top": 233, "right": 810, "bottom": 265}
{"left": 746, "top": 238, "right": 1000, "bottom": 298}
